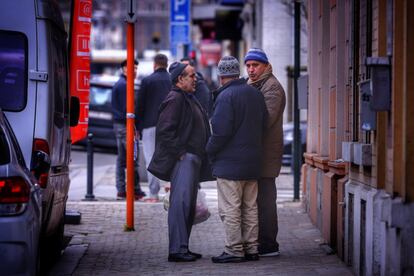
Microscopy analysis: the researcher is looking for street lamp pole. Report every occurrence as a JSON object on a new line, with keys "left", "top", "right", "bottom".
{"left": 293, "top": 0, "right": 301, "bottom": 201}
{"left": 125, "top": 0, "right": 137, "bottom": 231}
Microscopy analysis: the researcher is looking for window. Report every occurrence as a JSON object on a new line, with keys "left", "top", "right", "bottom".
{"left": 90, "top": 86, "right": 112, "bottom": 106}
{"left": 0, "top": 126, "right": 10, "bottom": 165}
{"left": 50, "top": 29, "right": 69, "bottom": 129}
{"left": 0, "top": 31, "right": 27, "bottom": 111}
{"left": 4, "top": 117, "right": 26, "bottom": 168}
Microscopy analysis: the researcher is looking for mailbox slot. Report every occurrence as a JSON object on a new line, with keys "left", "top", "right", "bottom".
{"left": 366, "top": 57, "right": 391, "bottom": 111}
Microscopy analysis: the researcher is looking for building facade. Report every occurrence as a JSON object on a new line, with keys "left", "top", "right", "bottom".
{"left": 91, "top": 0, "right": 169, "bottom": 56}
{"left": 303, "top": 0, "right": 414, "bottom": 275}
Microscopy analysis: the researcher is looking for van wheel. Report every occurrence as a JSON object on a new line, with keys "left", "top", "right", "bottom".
{"left": 34, "top": 243, "right": 41, "bottom": 276}
{"left": 40, "top": 211, "right": 65, "bottom": 268}
{"left": 48, "top": 211, "right": 66, "bottom": 258}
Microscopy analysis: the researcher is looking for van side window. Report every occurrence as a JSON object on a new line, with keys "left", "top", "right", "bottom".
{"left": 50, "top": 30, "right": 69, "bottom": 129}
{"left": 0, "top": 31, "right": 27, "bottom": 111}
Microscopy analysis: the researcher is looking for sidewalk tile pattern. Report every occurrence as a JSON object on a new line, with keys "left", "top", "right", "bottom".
{"left": 63, "top": 201, "right": 352, "bottom": 276}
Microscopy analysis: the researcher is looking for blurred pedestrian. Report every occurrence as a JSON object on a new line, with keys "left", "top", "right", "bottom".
{"left": 244, "top": 48, "right": 286, "bottom": 257}
{"left": 207, "top": 56, "right": 267, "bottom": 263}
{"left": 148, "top": 62, "right": 212, "bottom": 262}
{"left": 137, "top": 53, "right": 171, "bottom": 202}
{"left": 180, "top": 57, "right": 211, "bottom": 117}
{"left": 111, "top": 59, "right": 146, "bottom": 200}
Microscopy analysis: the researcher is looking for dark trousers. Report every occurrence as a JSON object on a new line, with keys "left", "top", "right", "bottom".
{"left": 168, "top": 153, "right": 201, "bottom": 254}
{"left": 257, "top": 177, "right": 279, "bottom": 253}
{"left": 113, "top": 123, "right": 142, "bottom": 194}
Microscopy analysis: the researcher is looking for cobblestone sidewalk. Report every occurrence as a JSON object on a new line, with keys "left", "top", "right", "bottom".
{"left": 51, "top": 200, "right": 352, "bottom": 276}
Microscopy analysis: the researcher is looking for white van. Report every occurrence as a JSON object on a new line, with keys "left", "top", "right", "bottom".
{"left": 0, "top": 0, "right": 79, "bottom": 259}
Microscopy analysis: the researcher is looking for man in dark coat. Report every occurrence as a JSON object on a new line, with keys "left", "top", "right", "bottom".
{"left": 148, "top": 62, "right": 212, "bottom": 262}
{"left": 137, "top": 53, "right": 171, "bottom": 202}
{"left": 111, "top": 59, "right": 146, "bottom": 200}
{"left": 207, "top": 56, "right": 268, "bottom": 263}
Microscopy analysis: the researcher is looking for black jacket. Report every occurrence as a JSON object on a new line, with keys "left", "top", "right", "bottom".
{"left": 136, "top": 68, "right": 171, "bottom": 131}
{"left": 148, "top": 87, "right": 213, "bottom": 182}
{"left": 194, "top": 72, "right": 211, "bottom": 117}
{"left": 111, "top": 75, "right": 139, "bottom": 129}
{"left": 111, "top": 74, "right": 127, "bottom": 124}
{"left": 206, "top": 78, "right": 268, "bottom": 180}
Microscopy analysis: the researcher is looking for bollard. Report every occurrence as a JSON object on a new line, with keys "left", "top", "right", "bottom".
{"left": 84, "top": 133, "right": 96, "bottom": 201}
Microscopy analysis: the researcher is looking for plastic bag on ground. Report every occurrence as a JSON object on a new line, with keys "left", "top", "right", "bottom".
{"left": 163, "top": 190, "right": 210, "bottom": 225}
{"left": 194, "top": 190, "right": 210, "bottom": 225}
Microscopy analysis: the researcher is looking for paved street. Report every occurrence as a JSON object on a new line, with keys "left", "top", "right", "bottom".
{"left": 49, "top": 150, "right": 352, "bottom": 275}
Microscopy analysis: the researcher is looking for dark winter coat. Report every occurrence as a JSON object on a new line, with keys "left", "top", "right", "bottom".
{"left": 111, "top": 74, "right": 139, "bottom": 129}
{"left": 136, "top": 68, "right": 171, "bottom": 131}
{"left": 194, "top": 72, "right": 211, "bottom": 117}
{"left": 111, "top": 74, "right": 128, "bottom": 124}
{"left": 148, "top": 87, "right": 213, "bottom": 182}
{"left": 206, "top": 78, "right": 268, "bottom": 180}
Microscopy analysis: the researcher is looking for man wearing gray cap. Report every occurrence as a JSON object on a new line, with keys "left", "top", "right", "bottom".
{"left": 207, "top": 56, "right": 267, "bottom": 263}
{"left": 148, "top": 61, "right": 212, "bottom": 262}
{"left": 244, "top": 48, "right": 286, "bottom": 257}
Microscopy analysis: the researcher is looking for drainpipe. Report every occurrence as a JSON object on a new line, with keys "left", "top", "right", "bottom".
{"left": 293, "top": 0, "right": 301, "bottom": 200}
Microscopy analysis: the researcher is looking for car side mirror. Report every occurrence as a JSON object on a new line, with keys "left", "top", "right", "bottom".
{"left": 31, "top": 150, "right": 51, "bottom": 188}
{"left": 70, "top": 96, "right": 80, "bottom": 127}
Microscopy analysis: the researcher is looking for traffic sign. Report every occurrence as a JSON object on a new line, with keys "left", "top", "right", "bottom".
{"left": 170, "top": 0, "right": 191, "bottom": 57}
{"left": 171, "top": 0, "right": 190, "bottom": 23}
{"left": 126, "top": 0, "right": 137, "bottom": 23}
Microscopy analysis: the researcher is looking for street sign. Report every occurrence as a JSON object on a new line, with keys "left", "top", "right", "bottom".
{"left": 170, "top": 0, "right": 191, "bottom": 57}
{"left": 126, "top": 0, "right": 137, "bottom": 23}
{"left": 171, "top": 0, "right": 190, "bottom": 22}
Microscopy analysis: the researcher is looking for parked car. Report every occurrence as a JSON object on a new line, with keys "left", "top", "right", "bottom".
{"left": 0, "top": 110, "right": 43, "bottom": 276}
{"left": 85, "top": 76, "right": 119, "bottom": 149}
{"left": 283, "top": 121, "right": 307, "bottom": 166}
{"left": 0, "top": 0, "right": 79, "bottom": 260}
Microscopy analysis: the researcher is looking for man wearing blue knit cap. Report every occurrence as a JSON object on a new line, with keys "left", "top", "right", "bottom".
{"left": 245, "top": 48, "right": 286, "bottom": 257}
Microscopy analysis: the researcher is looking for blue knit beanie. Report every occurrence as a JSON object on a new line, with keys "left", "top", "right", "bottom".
{"left": 244, "top": 48, "right": 269, "bottom": 64}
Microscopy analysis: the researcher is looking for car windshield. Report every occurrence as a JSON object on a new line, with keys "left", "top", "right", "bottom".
{"left": 0, "top": 126, "right": 10, "bottom": 165}
{"left": 0, "top": 31, "right": 27, "bottom": 111}
{"left": 90, "top": 85, "right": 112, "bottom": 106}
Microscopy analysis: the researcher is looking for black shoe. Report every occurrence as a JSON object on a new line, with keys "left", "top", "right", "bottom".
{"left": 211, "top": 252, "right": 246, "bottom": 263}
{"left": 117, "top": 191, "right": 126, "bottom": 200}
{"left": 168, "top": 253, "right": 197, "bottom": 262}
{"left": 136, "top": 191, "right": 146, "bottom": 197}
{"left": 245, "top": 253, "right": 259, "bottom": 261}
{"left": 188, "top": 250, "right": 202, "bottom": 259}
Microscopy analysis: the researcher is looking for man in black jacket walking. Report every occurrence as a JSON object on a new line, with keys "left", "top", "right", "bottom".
{"left": 207, "top": 56, "right": 267, "bottom": 263}
{"left": 137, "top": 54, "right": 171, "bottom": 202}
{"left": 148, "top": 61, "right": 212, "bottom": 262}
{"left": 111, "top": 59, "right": 146, "bottom": 200}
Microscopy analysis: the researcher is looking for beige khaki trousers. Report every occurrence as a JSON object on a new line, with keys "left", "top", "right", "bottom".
{"left": 217, "top": 178, "right": 259, "bottom": 257}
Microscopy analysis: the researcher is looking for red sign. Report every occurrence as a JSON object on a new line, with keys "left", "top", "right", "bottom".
{"left": 199, "top": 41, "right": 222, "bottom": 67}
{"left": 69, "top": 0, "right": 92, "bottom": 143}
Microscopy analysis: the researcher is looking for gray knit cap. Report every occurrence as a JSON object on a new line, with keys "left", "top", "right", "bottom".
{"left": 217, "top": 56, "right": 240, "bottom": 77}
